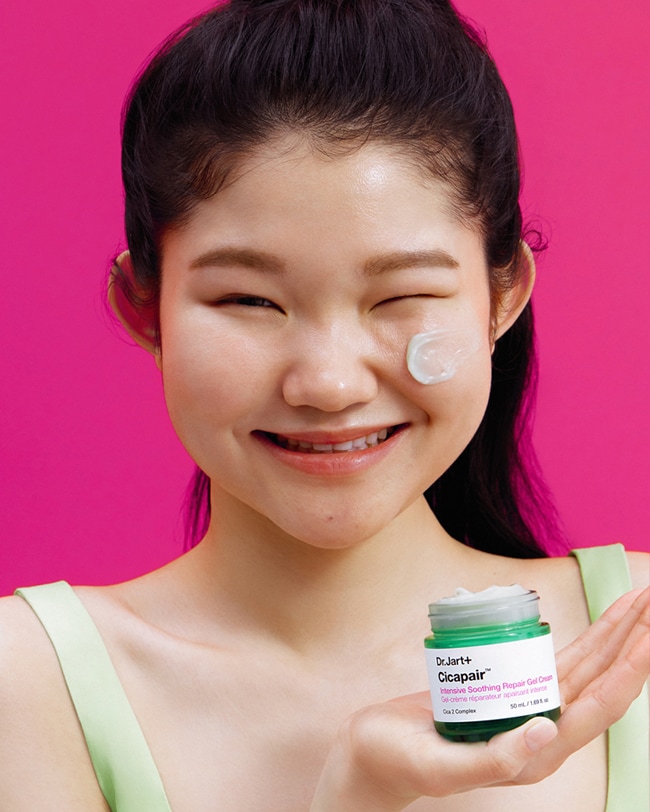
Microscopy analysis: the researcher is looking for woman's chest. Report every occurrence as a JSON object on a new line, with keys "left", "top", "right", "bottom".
{"left": 140, "top": 705, "right": 608, "bottom": 812}
{"left": 116, "top": 640, "right": 608, "bottom": 812}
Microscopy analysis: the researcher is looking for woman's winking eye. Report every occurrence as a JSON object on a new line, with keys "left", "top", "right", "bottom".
{"left": 375, "top": 293, "right": 449, "bottom": 307}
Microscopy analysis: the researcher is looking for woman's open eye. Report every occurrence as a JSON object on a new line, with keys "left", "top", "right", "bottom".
{"left": 215, "top": 295, "right": 279, "bottom": 309}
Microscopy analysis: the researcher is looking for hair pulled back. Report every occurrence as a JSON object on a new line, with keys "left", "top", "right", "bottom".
{"left": 118, "top": 0, "right": 564, "bottom": 557}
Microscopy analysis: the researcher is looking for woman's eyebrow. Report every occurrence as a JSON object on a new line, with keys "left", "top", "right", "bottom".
{"left": 188, "top": 247, "right": 459, "bottom": 275}
{"left": 189, "top": 247, "right": 284, "bottom": 273}
{"left": 363, "top": 249, "right": 459, "bottom": 276}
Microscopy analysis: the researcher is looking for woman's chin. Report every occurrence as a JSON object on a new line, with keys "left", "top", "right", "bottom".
{"left": 266, "top": 498, "right": 426, "bottom": 554}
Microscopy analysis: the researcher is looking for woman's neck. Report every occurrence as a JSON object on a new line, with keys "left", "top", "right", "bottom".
{"left": 174, "top": 491, "right": 477, "bottom": 656}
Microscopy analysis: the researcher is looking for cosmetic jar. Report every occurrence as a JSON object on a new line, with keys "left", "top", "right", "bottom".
{"left": 424, "top": 585, "right": 561, "bottom": 741}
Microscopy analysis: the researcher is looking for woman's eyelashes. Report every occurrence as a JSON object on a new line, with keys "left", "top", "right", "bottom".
{"left": 213, "top": 294, "right": 280, "bottom": 309}
{"left": 370, "top": 292, "right": 457, "bottom": 315}
{"left": 375, "top": 293, "right": 447, "bottom": 306}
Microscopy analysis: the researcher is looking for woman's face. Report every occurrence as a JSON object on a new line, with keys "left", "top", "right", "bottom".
{"left": 157, "top": 137, "right": 495, "bottom": 547}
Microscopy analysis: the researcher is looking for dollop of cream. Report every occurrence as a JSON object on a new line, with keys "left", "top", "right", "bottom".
{"left": 406, "top": 328, "right": 480, "bottom": 385}
{"left": 435, "top": 584, "right": 530, "bottom": 605}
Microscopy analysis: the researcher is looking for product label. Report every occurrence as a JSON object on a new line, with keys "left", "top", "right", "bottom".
{"left": 426, "top": 635, "right": 561, "bottom": 723}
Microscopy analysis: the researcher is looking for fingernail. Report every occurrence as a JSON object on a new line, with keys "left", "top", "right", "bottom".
{"left": 524, "top": 719, "right": 558, "bottom": 752}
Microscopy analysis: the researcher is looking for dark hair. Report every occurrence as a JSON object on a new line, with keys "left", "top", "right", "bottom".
{"left": 116, "top": 0, "right": 565, "bottom": 557}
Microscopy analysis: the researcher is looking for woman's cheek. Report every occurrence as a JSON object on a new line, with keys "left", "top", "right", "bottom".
{"left": 408, "top": 335, "right": 493, "bottom": 437}
{"left": 159, "top": 321, "right": 273, "bottom": 438}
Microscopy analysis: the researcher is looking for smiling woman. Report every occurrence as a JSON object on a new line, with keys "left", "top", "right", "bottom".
{"left": 142, "top": 139, "right": 504, "bottom": 548}
{"left": 0, "top": 1, "right": 648, "bottom": 811}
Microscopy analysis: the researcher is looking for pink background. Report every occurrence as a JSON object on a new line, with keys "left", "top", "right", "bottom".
{"left": 1, "top": 0, "right": 648, "bottom": 596}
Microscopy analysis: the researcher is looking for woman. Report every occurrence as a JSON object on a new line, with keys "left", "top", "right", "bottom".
{"left": 1, "top": 1, "right": 647, "bottom": 809}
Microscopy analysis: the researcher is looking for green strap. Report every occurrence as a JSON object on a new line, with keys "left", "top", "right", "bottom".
{"left": 571, "top": 545, "right": 650, "bottom": 812}
{"left": 15, "top": 582, "right": 173, "bottom": 812}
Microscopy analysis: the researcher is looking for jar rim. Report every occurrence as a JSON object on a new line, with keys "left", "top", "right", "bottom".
{"left": 428, "top": 589, "right": 540, "bottom": 630}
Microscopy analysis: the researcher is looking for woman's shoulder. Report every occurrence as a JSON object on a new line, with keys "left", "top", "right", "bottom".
{"left": 626, "top": 549, "right": 650, "bottom": 590}
{"left": 524, "top": 544, "right": 648, "bottom": 591}
{"left": 504, "top": 545, "right": 648, "bottom": 647}
{"left": 0, "top": 591, "right": 110, "bottom": 810}
{"left": 0, "top": 591, "right": 61, "bottom": 694}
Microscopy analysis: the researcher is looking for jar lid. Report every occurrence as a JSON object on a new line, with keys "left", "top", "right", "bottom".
{"left": 428, "top": 585, "right": 540, "bottom": 629}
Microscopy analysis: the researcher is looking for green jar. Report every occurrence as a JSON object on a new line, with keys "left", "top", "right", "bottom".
{"left": 424, "top": 585, "right": 561, "bottom": 742}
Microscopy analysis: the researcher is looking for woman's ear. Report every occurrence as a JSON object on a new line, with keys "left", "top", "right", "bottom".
{"left": 492, "top": 241, "right": 536, "bottom": 343}
{"left": 108, "top": 251, "right": 160, "bottom": 360}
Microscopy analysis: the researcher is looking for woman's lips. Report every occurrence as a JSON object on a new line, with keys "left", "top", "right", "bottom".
{"left": 256, "top": 425, "right": 405, "bottom": 454}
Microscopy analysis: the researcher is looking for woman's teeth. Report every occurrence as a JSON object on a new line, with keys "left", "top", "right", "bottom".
{"left": 275, "top": 428, "right": 390, "bottom": 453}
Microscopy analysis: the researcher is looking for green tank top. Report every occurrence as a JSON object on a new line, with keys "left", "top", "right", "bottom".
{"left": 15, "top": 544, "right": 649, "bottom": 811}
{"left": 571, "top": 545, "right": 649, "bottom": 812}
{"left": 16, "top": 580, "right": 173, "bottom": 812}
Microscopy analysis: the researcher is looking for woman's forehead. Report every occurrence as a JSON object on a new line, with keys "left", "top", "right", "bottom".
{"left": 166, "top": 134, "right": 481, "bottom": 250}
{"left": 164, "top": 139, "right": 481, "bottom": 260}
{"left": 227, "top": 133, "right": 462, "bottom": 192}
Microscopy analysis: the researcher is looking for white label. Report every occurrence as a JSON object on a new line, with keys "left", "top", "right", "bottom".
{"left": 426, "top": 634, "right": 561, "bottom": 723}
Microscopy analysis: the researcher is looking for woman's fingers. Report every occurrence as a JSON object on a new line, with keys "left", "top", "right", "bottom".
{"left": 404, "top": 717, "right": 559, "bottom": 797}
{"left": 556, "top": 588, "right": 648, "bottom": 705}
{"left": 555, "top": 588, "right": 643, "bottom": 682}
{"left": 511, "top": 603, "right": 649, "bottom": 784}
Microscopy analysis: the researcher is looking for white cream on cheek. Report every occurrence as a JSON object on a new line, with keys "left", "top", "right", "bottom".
{"left": 406, "top": 327, "right": 482, "bottom": 385}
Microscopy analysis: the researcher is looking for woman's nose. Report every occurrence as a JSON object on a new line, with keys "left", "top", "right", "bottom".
{"left": 281, "top": 324, "right": 380, "bottom": 412}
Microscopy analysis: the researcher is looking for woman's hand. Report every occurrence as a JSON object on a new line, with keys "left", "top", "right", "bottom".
{"left": 310, "top": 588, "right": 649, "bottom": 811}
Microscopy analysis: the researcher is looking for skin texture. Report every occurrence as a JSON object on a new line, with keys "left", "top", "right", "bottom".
{"left": 0, "top": 139, "right": 647, "bottom": 811}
